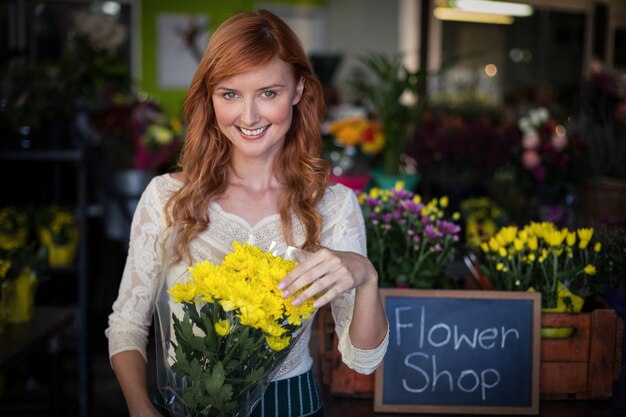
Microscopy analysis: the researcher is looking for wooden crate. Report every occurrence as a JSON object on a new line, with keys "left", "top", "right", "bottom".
{"left": 318, "top": 305, "right": 624, "bottom": 400}
{"left": 540, "top": 308, "right": 623, "bottom": 399}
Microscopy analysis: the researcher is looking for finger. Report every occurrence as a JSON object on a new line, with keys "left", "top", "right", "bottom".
{"left": 291, "top": 267, "right": 351, "bottom": 306}
{"left": 279, "top": 250, "right": 336, "bottom": 295}
{"left": 278, "top": 250, "right": 324, "bottom": 290}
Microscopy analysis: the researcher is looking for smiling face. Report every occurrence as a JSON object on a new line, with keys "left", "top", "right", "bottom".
{"left": 212, "top": 56, "right": 304, "bottom": 165}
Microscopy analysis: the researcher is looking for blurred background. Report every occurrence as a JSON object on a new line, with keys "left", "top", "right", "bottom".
{"left": 0, "top": 1, "right": 625, "bottom": 416}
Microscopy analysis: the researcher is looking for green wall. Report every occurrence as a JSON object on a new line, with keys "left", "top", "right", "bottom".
{"left": 140, "top": 0, "right": 325, "bottom": 116}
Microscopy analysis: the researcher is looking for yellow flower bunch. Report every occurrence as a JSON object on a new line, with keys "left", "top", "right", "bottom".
{"left": 36, "top": 205, "right": 78, "bottom": 246}
{"left": 142, "top": 115, "right": 184, "bottom": 150}
{"left": 166, "top": 242, "right": 316, "bottom": 417}
{"left": 0, "top": 206, "right": 29, "bottom": 250}
{"left": 478, "top": 221, "right": 602, "bottom": 308}
{"left": 328, "top": 117, "right": 384, "bottom": 154}
{"left": 459, "top": 197, "right": 508, "bottom": 248}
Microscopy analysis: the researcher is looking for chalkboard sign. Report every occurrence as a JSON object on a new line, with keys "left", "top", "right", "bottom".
{"left": 374, "top": 289, "right": 541, "bottom": 415}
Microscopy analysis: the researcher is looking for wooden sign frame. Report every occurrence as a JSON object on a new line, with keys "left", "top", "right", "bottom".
{"left": 374, "top": 289, "right": 541, "bottom": 415}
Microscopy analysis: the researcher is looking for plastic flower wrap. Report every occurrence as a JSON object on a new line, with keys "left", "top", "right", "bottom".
{"left": 155, "top": 239, "right": 317, "bottom": 417}
{"left": 359, "top": 182, "right": 462, "bottom": 289}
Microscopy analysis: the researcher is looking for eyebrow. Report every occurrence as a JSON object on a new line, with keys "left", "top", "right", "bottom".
{"left": 214, "top": 83, "right": 286, "bottom": 92}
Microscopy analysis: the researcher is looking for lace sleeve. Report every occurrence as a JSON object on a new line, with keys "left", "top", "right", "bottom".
{"left": 324, "top": 187, "right": 389, "bottom": 375}
{"left": 104, "top": 176, "right": 172, "bottom": 363}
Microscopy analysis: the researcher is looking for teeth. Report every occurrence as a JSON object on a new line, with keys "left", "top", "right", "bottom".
{"left": 240, "top": 126, "right": 266, "bottom": 136}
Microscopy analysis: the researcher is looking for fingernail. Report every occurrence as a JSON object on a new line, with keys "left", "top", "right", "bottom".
{"left": 313, "top": 300, "right": 321, "bottom": 308}
{"left": 292, "top": 298, "right": 301, "bottom": 306}
{"left": 278, "top": 282, "right": 286, "bottom": 290}
{"left": 282, "top": 290, "right": 290, "bottom": 298}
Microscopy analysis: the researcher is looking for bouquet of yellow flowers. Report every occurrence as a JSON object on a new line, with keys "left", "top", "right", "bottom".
{"left": 156, "top": 241, "right": 316, "bottom": 417}
{"left": 477, "top": 221, "right": 602, "bottom": 309}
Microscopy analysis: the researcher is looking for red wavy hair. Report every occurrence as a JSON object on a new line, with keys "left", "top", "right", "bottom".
{"left": 167, "top": 9, "right": 329, "bottom": 260}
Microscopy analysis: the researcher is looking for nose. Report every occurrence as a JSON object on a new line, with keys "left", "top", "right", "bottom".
{"left": 240, "top": 98, "right": 260, "bottom": 126}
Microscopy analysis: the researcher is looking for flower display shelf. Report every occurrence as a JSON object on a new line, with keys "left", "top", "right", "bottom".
{"left": 317, "top": 305, "right": 624, "bottom": 400}
{"left": 540, "top": 308, "right": 623, "bottom": 399}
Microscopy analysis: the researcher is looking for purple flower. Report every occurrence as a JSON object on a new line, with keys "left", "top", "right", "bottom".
{"left": 365, "top": 197, "right": 381, "bottom": 207}
{"left": 424, "top": 225, "right": 442, "bottom": 239}
{"left": 392, "top": 189, "right": 413, "bottom": 200}
{"left": 400, "top": 200, "right": 420, "bottom": 214}
{"left": 381, "top": 213, "right": 393, "bottom": 223}
{"left": 412, "top": 235, "right": 421, "bottom": 243}
{"left": 439, "top": 221, "right": 461, "bottom": 235}
{"left": 435, "top": 243, "right": 443, "bottom": 252}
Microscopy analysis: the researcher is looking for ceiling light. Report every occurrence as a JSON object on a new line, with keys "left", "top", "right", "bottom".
{"left": 433, "top": 7, "right": 514, "bottom": 24}
{"left": 451, "top": 0, "right": 533, "bottom": 17}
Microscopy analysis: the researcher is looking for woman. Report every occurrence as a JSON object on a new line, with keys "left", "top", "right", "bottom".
{"left": 105, "top": 9, "right": 388, "bottom": 417}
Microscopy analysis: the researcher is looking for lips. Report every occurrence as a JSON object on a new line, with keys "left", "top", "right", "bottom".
{"left": 238, "top": 125, "right": 269, "bottom": 138}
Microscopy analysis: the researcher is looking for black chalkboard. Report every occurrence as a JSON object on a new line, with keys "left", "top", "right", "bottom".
{"left": 374, "top": 289, "right": 541, "bottom": 415}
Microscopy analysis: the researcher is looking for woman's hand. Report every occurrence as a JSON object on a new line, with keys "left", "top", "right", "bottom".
{"left": 278, "top": 248, "right": 378, "bottom": 308}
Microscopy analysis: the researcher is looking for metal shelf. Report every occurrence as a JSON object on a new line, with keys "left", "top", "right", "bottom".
{"left": 0, "top": 147, "right": 91, "bottom": 417}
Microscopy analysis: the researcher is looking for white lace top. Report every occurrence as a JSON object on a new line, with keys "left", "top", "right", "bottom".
{"left": 105, "top": 174, "right": 388, "bottom": 381}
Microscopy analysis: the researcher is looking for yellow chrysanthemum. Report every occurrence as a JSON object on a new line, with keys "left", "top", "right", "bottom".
{"left": 584, "top": 264, "right": 597, "bottom": 276}
{"left": 594, "top": 242, "right": 601, "bottom": 253}
{"left": 214, "top": 320, "right": 232, "bottom": 336}
{"left": 266, "top": 335, "right": 291, "bottom": 351}
{"left": 577, "top": 228, "right": 594, "bottom": 249}
{"left": 168, "top": 282, "right": 199, "bottom": 303}
{"left": 544, "top": 228, "right": 567, "bottom": 247}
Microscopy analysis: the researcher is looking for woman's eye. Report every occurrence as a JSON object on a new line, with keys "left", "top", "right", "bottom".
{"left": 261, "top": 90, "right": 276, "bottom": 98}
{"left": 223, "top": 92, "right": 238, "bottom": 99}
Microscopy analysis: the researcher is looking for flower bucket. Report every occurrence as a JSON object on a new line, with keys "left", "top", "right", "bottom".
{"left": 540, "top": 285, "right": 585, "bottom": 339}
{"left": 38, "top": 228, "right": 78, "bottom": 268}
{"left": 370, "top": 168, "right": 420, "bottom": 191}
{"left": 2, "top": 267, "right": 37, "bottom": 324}
{"left": 103, "top": 169, "right": 155, "bottom": 243}
{"left": 329, "top": 174, "right": 370, "bottom": 194}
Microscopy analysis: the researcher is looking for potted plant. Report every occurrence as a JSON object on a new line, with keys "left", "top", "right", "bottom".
{"left": 570, "top": 61, "right": 626, "bottom": 227}
{"left": 359, "top": 182, "right": 463, "bottom": 289}
{"left": 476, "top": 221, "right": 602, "bottom": 312}
{"left": 323, "top": 116, "right": 384, "bottom": 193}
{"left": 473, "top": 221, "right": 623, "bottom": 399}
{"left": 0, "top": 206, "right": 29, "bottom": 250}
{"left": 406, "top": 93, "right": 519, "bottom": 209}
{"left": 348, "top": 53, "right": 426, "bottom": 188}
{"left": 35, "top": 205, "right": 79, "bottom": 268}
{"left": 0, "top": 245, "right": 47, "bottom": 325}
{"left": 90, "top": 94, "right": 184, "bottom": 242}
